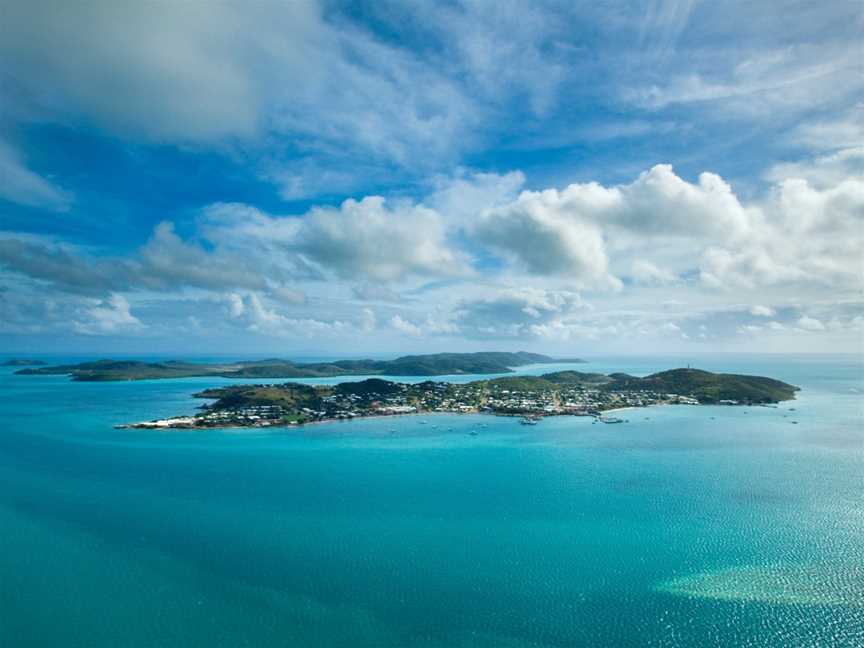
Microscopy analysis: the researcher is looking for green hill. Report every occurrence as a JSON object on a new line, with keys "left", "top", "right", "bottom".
{"left": 482, "top": 376, "right": 557, "bottom": 391}
{"left": 194, "top": 383, "right": 323, "bottom": 410}
{"left": 1, "top": 358, "right": 47, "bottom": 367}
{"left": 335, "top": 378, "right": 405, "bottom": 396}
{"left": 541, "top": 370, "right": 611, "bottom": 385}
{"left": 605, "top": 368, "right": 798, "bottom": 403}
{"left": 16, "top": 351, "right": 581, "bottom": 381}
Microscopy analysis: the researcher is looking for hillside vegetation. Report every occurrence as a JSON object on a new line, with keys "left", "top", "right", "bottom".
{"left": 191, "top": 367, "right": 798, "bottom": 414}
{"left": 604, "top": 368, "right": 798, "bottom": 403}
{"left": 16, "top": 352, "right": 582, "bottom": 381}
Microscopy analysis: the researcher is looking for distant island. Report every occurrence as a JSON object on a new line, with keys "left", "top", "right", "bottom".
{"left": 117, "top": 368, "right": 799, "bottom": 430}
{"left": 2, "top": 358, "right": 47, "bottom": 367}
{"left": 15, "top": 352, "right": 583, "bottom": 381}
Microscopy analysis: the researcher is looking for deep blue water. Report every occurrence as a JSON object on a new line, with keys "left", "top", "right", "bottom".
{"left": 0, "top": 354, "right": 862, "bottom": 647}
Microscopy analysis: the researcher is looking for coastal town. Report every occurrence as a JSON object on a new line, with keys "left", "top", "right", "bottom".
{"left": 116, "top": 369, "right": 783, "bottom": 431}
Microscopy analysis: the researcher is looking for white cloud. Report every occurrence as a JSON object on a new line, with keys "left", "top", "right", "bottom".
{"left": 738, "top": 324, "right": 762, "bottom": 334}
{"left": 700, "top": 175, "right": 864, "bottom": 290}
{"left": 352, "top": 283, "right": 401, "bottom": 303}
{"left": 765, "top": 147, "right": 864, "bottom": 189}
{"left": 3, "top": 163, "right": 862, "bottom": 304}
{"left": 474, "top": 185, "right": 617, "bottom": 285}
{"left": 0, "top": 0, "right": 544, "bottom": 170}
{"left": 797, "top": 315, "right": 826, "bottom": 331}
{"left": 0, "top": 2, "right": 261, "bottom": 141}
{"left": 267, "top": 283, "right": 306, "bottom": 305}
{"left": 473, "top": 164, "right": 758, "bottom": 287}
{"left": 0, "top": 0, "right": 547, "bottom": 222}
{"left": 138, "top": 222, "right": 271, "bottom": 292}
{"left": 1, "top": 159, "right": 862, "bottom": 352}
{"left": 203, "top": 196, "right": 470, "bottom": 282}
{"left": 389, "top": 315, "right": 422, "bottom": 337}
{"left": 297, "top": 197, "right": 469, "bottom": 281}
{"left": 73, "top": 294, "right": 142, "bottom": 335}
{"left": 749, "top": 305, "right": 775, "bottom": 317}
{"left": 629, "top": 260, "right": 678, "bottom": 284}
{"left": 612, "top": 165, "right": 755, "bottom": 239}
{"left": 786, "top": 108, "right": 864, "bottom": 152}
{"left": 0, "top": 141, "right": 71, "bottom": 211}
{"left": 226, "top": 293, "right": 245, "bottom": 318}
{"left": 358, "top": 308, "right": 377, "bottom": 333}
{"left": 455, "top": 287, "right": 588, "bottom": 339}
{"left": 427, "top": 170, "right": 526, "bottom": 224}
{"left": 629, "top": 42, "right": 862, "bottom": 121}
{"left": 226, "top": 292, "right": 351, "bottom": 338}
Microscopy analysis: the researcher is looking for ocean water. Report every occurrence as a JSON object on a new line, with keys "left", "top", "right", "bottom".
{"left": 0, "top": 354, "right": 862, "bottom": 647}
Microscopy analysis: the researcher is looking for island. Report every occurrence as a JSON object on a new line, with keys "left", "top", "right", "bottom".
{"left": 116, "top": 368, "right": 799, "bottom": 430}
{"left": 2, "top": 358, "right": 47, "bottom": 367}
{"left": 15, "top": 351, "right": 583, "bottom": 381}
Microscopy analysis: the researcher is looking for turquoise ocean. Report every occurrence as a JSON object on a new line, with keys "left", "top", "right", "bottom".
{"left": 0, "top": 354, "right": 862, "bottom": 647}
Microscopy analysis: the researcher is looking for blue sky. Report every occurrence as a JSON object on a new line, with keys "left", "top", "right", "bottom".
{"left": 0, "top": 0, "right": 862, "bottom": 355}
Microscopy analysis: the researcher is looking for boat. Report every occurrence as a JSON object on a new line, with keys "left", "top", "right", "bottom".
{"left": 520, "top": 415, "right": 540, "bottom": 425}
{"left": 468, "top": 430, "right": 479, "bottom": 436}
{"left": 599, "top": 416, "right": 625, "bottom": 424}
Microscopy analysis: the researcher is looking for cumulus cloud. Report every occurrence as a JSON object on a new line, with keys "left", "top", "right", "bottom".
{"left": 700, "top": 175, "right": 864, "bottom": 289}
{"left": 358, "top": 308, "right": 377, "bottom": 333}
{"left": 74, "top": 294, "right": 142, "bottom": 335}
{"left": 611, "top": 165, "right": 755, "bottom": 239}
{"left": 797, "top": 315, "right": 826, "bottom": 331}
{"left": 3, "top": 163, "right": 862, "bottom": 303}
{"left": 0, "top": 289, "right": 143, "bottom": 336}
{"left": 427, "top": 170, "right": 526, "bottom": 223}
{"left": 455, "top": 287, "right": 588, "bottom": 339}
{"left": 3, "top": 190, "right": 474, "bottom": 295}
{"left": 629, "top": 260, "right": 678, "bottom": 284}
{"left": 765, "top": 146, "right": 864, "bottom": 189}
{"left": 225, "top": 293, "right": 351, "bottom": 338}
{"left": 749, "top": 305, "right": 776, "bottom": 317}
{"left": 472, "top": 164, "right": 770, "bottom": 288}
{"left": 137, "top": 222, "right": 271, "bottom": 292}
{"left": 389, "top": 315, "right": 422, "bottom": 337}
{"left": 268, "top": 284, "right": 307, "bottom": 305}
{"left": 202, "top": 196, "right": 470, "bottom": 282}
{"left": 0, "top": 224, "right": 273, "bottom": 295}
{"left": 0, "top": 238, "right": 129, "bottom": 293}
{"left": 1, "top": 161, "right": 861, "bottom": 349}
{"left": 296, "top": 197, "right": 469, "bottom": 280}
{"left": 474, "top": 187, "right": 616, "bottom": 284}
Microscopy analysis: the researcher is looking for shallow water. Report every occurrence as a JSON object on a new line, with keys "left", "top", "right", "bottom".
{"left": 0, "top": 354, "right": 862, "bottom": 646}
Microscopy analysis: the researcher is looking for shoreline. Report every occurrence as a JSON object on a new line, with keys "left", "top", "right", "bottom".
{"left": 114, "top": 396, "right": 795, "bottom": 433}
{"left": 116, "top": 409, "right": 468, "bottom": 432}
{"left": 114, "top": 404, "right": 673, "bottom": 432}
